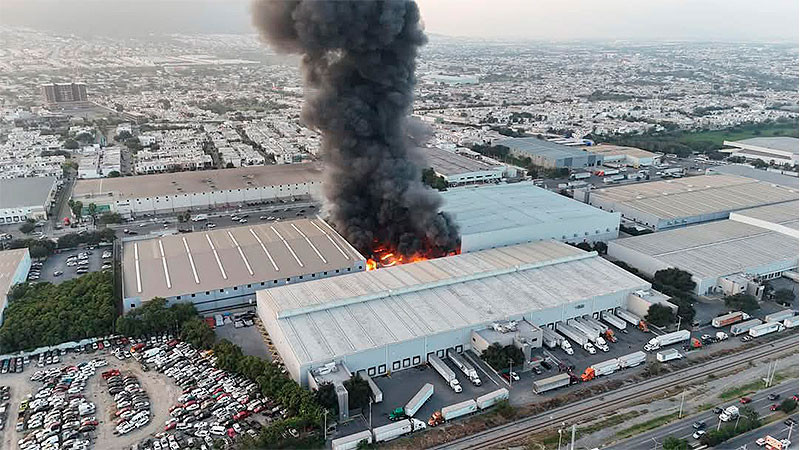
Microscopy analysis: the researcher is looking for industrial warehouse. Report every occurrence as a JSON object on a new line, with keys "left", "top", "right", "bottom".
{"left": 0, "top": 248, "right": 31, "bottom": 324}
{"left": 256, "top": 240, "right": 650, "bottom": 386}
{"left": 608, "top": 201, "right": 799, "bottom": 295}
{"left": 421, "top": 147, "right": 507, "bottom": 186}
{"left": 441, "top": 183, "right": 620, "bottom": 252}
{"left": 493, "top": 137, "right": 604, "bottom": 169}
{"left": 585, "top": 174, "right": 798, "bottom": 230}
{"left": 121, "top": 218, "right": 365, "bottom": 312}
{"left": 0, "top": 176, "right": 58, "bottom": 224}
{"left": 71, "top": 162, "right": 323, "bottom": 217}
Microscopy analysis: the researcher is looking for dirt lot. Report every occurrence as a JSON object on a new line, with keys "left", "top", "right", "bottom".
{"left": 0, "top": 350, "right": 182, "bottom": 450}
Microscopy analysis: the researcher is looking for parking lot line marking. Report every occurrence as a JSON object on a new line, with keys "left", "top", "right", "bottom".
{"left": 205, "top": 234, "right": 227, "bottom": 280}
{"left": 227, "top": 231, "right": 254, "bottom": 276}
{"left": 158, "top": 239, "right": 172, "bottom": 289}
{"left": 291, "top": 223, "right": 327, "bottom": 264}
{"left": 134, "top": 242, "right": 142, "bottom": 293}
{"left": 249, "top": 228, "right": 279, "bottom": 272}
{"left": 271, "top": 225, "right": 303, "bottom": 267}
{"left": 182, "top": 237, "right": 200, "bottom": 284}
{"left": 309, "top": 220, "right": 350, "bottom": 260}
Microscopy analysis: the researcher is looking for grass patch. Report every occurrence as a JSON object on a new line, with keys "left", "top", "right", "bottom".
{"left": 615, "top": 412, "right": 680, "bottom": 439}
{"left": 528, "top": 411, "right": 642, "bottom": 448}
{"left": 720, "top": 380, "right": 765, "bottom": 401}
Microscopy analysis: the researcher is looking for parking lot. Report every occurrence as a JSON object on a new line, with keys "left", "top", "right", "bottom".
{"left": 33, "top": 247, "right": 110, "bottom": 284}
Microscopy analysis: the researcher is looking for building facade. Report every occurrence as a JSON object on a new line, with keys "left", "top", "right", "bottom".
{"left": 0, "top": 177, "right": 57, "bottom": 224}
{"left": 42, "top": 83, "right": 88, "bottom": 104}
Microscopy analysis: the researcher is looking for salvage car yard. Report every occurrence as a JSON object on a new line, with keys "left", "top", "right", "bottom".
{"left": 0, "top": 334, "right": 281, "bottom": 450}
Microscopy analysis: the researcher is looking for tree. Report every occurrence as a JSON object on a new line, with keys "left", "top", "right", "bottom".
{"left": 225, "top": 162, "right": 235, "bottom": 169}
{"left": 663, "top": 436, "right": 689, "bottom": 450}
{"left": 421, "top": 167, "right": 448, "bottom": 191}
{"left": 343, "top": 374, "right": 371, "bottom": 411}
{"left": 724, "top": 293, "right": 760, "bottom": 313}
{"left": 313, "top": 383, "right": 338, "bottom": 415}
{"left": 653, "top": 268, "right": 696, "bottom": 295}
{"left": 779, "top": 398, "right": 798, "bottom": 413}
{"left": 592, "top": 241, "right": 608, "bottom": 254}
{"left": 575, "top": 242, "right": 592, "bottom": 252}
{"left": 772, "top": 289, "right": 795, "bottom": 305}
{"left": 19, "top": 220, "right": 36, "bottom": 234}
{"left": 124, "top": 137, "right": 142, "bottom": 152}
{"left": 99, "top": 212, "right": 122, "bottom": 225}
{"left": 107, "top": 170, "right": 121, "bottom": 178}
{"left": 68, "top": 200, "right": 83, "bottom": 221}
{"left": 114, "top": 130, "right": 133, "bottom": 141}
{"left": 646, "top": 303, "right": 675, "bottom": 327}
{"left": 63, "top": 139, "right": 79, "bottom": 150}
{"left": 480, "top": 343, "right": 524, "bottom": 371}
{"left": 87, "top": 203, "right": 98, "bottom": 226}
{"left": 180, "top": 317, "right": 215, "bottom": 349}
{"left": 177, "top": 211, "right": 191, "bottom": 223}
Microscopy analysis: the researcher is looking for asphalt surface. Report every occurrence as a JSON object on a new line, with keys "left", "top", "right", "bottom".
{"left": 724, "top": 416, "right": 799, "bottom": 450}
{"left": 606, "top": 381, "right": 799, "bottom": 449}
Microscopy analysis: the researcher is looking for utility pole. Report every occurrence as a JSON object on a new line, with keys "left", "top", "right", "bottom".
{"left": 369, "top": 398, "right": 373, "bottom": 431}
{"left": 734, "top": 415, "right": 740, "bottom": 431}
{"left": 323, "top": 410, "right": 328, "bottom": 441}
{"left": 570, "top": 424, "right": 576, "bottom": 450}
{"left": 508, "top": 358, "right": 513, "bottom": 386}
{"left": 557, "top": 428, "right": 563, "bottom": 450}
{"left": 677, "top": 315, "right": 682, "bottom": 331}
{"left": 679, "top": 389, "right": 686, "bottom": 418}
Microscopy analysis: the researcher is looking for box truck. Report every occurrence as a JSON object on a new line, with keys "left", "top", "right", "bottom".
{"left": 656, "top": 348, "right": 682, "bottom": 362}
{"left": 403, "top": 384, "right": 433, "bottom": 418}
{"left": 644, "top": 330, "right": 690, "bottom": 352}
{"left": 332, "top": 430, "right": 373, "bottom": 450}
{"left": 618, "top": 351, "right": 647, "bottom": 368}
{"left": 601, "top": 311, "right": 627, "bottom": 331}
{"left": 748, "top": 322, "right": 785, "bottom": 338}
{"left": 533, "top": 373, "right": 571, "bottom": 394}
{"left": 712, "top": 311, "right": 751, "bottom": 328}
{"left": 731, "top": 319, "right": 763, "bottom": 336}
{"left": 372, "top": 418, "right": 426, "bottom": 443}
{"left": 428, "top": 355, "right": 462, "bottom": 393}
{"left": 447, "top": 349, "right": 481, "bottom": 386}
{"left": 557, "top": 322, "right": 596, "bottom": 354}
{"left": 765, "top": 310, "right": 796, "bottom": 323}
{"left": 476, "top": 388, "right": 509, "bottom": 410}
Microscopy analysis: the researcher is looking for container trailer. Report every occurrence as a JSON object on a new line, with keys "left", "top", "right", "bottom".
{"left": 372, "top": 418, "right": 426, "bottom": 443}
{"left": 765, "top": 310, "right": 796, "bottom": 323}
{"left": 533, "top": 373, "right": 571, "bottom": 394}
{"left": 441, "top": 399, "right": 477, "bottom": 421}
{"left": 784, "top": 316, "right": 799, "bottom": 329}
{"left": 616, "top": 309, "right": 643, "bottom": 326}
{"left": 748, "top": 322, "right": 785, "bottom": 338}
{"left": 428, "top": 354, "right": 462, "bottom": 393}
{"left": 447, "top": 349, "right": 481, "bottom": 386}
{"left": 557, "top": 322, "right": 596, "bottom": 354}
{"left": 570, "top": 318, "right": 609, "bottom": 351}
{"left": 476, "top": 388, "right": 509, "bottom": 409}
{"left": 601, "top": 311, "right": 627, "bottom": 331}
{"left": 570, "top": 171, "right": 592, "bottom": 180}
{"left": 644, "top": 330, "right": 690, "bottom": 351}
{"left": 404, "top": 383, "right": 434, "bottom": 418}
{"left": 656, "top": 348, "right": 682, "bottom": 362}
{"left": 618, "top": 351, "right": 647, "bottom": 368}
{"left": 541, "top": 328, "right": 562, "bottom": 349}
{"left": 712, "top": 311, "right": 751, "bottom": 328}
{"left": 731, "top": 319, "right": 763, "bottom": 336}
{"left": 332, "top": 430, "right": 373, "bottom": 450}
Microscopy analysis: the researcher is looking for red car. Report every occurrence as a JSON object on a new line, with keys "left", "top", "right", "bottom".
{"left": 793, "top": 394, "right": 799, "bottom": 401}
{"left": 233, "top": 411, "right": 250, "bottom": 421}
{"left": 740, "top": 397, "right": 752, "bottom": 404}
{"left": 164, "top": 422, "right": 176, "bottom": 431}
{"left": 770, "top": 404, "right": 779, "bottom": 411}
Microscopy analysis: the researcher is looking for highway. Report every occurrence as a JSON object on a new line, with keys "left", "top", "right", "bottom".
{"left": 432, "top": 336, "right": 798, "bottom": 450}
{"left": 606, "top": 381, "right": 799, "bottom": 449}
{"left": 724, "top": 417, "right": 799, "bottom": 450}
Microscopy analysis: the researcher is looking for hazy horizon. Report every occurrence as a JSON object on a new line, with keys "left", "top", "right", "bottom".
{"left": 0, "top": 0, "right": 797, "bottom": 43}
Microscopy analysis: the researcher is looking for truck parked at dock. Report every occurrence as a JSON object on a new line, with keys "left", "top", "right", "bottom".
{"left": 447, "top": 349, "right": 481, "bottom": 386}
{"left": 712, "top": 311, "right": 750, "bottom": 328}
{"left": 429, "top": 354, "right": 462, "bottom": 393}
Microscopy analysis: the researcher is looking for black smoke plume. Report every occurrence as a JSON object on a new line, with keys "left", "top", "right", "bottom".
{"left": 251, "top": 0, "right": 460, "bottom": 258}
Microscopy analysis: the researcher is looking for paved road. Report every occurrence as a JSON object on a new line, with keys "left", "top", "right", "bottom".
{"left": 606, "top": 381, "right": 799, "bottom": 449}
{"left": 723, "top": 417, "right": 799, "bottom": 450}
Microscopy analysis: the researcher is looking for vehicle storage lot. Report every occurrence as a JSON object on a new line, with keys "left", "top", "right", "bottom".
{"left": 35, "top": 248, "right": 108, "bottom": 284}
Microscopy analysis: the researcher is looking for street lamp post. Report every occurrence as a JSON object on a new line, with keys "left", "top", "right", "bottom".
{"left": 557, "top": 428, "right": 563, "bottom": 450}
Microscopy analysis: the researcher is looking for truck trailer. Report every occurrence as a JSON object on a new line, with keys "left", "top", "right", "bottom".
{"left": 784, "top": 316, "right": 799, "bottom": 329}
{"left": 557, "top": 322, "right": 596, "bottom": 354}
{"left": 404, "top": 384, "right": 434, "bottom": 418}
{"left": 570, "top": 171, "right": 591, "bottom": 180}
{"left": 581, "top": 359, "right": 620, "bottom": 381}
{"left": 447, "top": 349, "right": 481, "bottom": 386}
{"left": 372, "top": 418, "right": 427, "bottom": 443}
{"left": 618, "top": 351, "right": 647, "bottom": 368}
{"left": 332, "top": 430, "right": 373, "bottom": 450}
{"left": 533, "top": 373, "right": 571, "bottom": 394}
{"left": 570, "top": 318, "right": 609, "bottom": 351}
{"left": 712, "top": 311, "right": 751, "bottom": 328}
{"left": 428, "top": 355, "right": 462, "bottom": 393}
{"left": 476, "top": 388, "right": 509, "bottom": 409}
{"left": 542, "top": 328, "right": 574, "bottom": 354}
{"left": 441, "top": 399, "right": 477, "bottom": 421}
{"left": 656, "top": 348, "right": 682, "bottom": 362}
{"left": 748, "top": 322, "right": 785, "bottom": 338}
{"left": 601, "top": 311, "right": 627, "bottom": 331}
{"left": 765, "top": 310, "right": 796, "bottom": 323}
{"left": 644, "top": 330, "right": 690, "bottom": 352}
{"left": 616, "top": 309, "right": 642, "bottom": 326}
{"left": 731, "top": 319, "right": 763, "bottom": 336}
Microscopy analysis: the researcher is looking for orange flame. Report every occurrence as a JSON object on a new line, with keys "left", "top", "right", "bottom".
{"left": 365, "top": 242, "right": 459, "bottom": 271}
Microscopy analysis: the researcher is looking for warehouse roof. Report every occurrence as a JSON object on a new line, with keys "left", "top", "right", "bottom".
{"left": 590, "top": 175, "right": 797, "bottom": 220}
{"left": 610, "top": 219, "right": 798, "bottom": 279}
{"left": 582, "top": 144, "right": 656, "bottom": 159}
{"left": 0, "top": 177, "right": 55, "bottom": 209}
{"left": 122, "top": 218, "right": 364, "bottom": 302}
{"left": 441, "top": 183, "right": 619, "bottom": 236}
{"left": 705, "top": 165, "right": 799, "bottom": 189}
{"left": 730, "top": 201, "right": 798, "bottom": 226}
{"left": 724, "top": 137, "right": 799, "bottom": 154}
{"left": 257, "top": 241, "right": 649, "bottom": 365}
{"left": 421, "top": 147, "right": 503, "bottom": 176}
{"left": 0, "top": 248, "right": 28, "bottom": 318}
{"left": 73, "top": 163, "right": 322, "bottom": 201}
{"left": 494, "top": 137, "right": 587, "bottom": 160}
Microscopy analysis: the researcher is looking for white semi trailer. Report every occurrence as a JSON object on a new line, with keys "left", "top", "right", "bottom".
{"left": 542, "top": 328, "right": 574, "bottom": 354}
{"left": 441, "top": 399, "right": 477, "bottom": 421}
{"left": 557, "top": 322, "right": 596, "bottom": 354}
{"left": 429, "top": 354, "right": 462, "bottom": 393}
{"left": 601, "top": 311, "right": 627, "bottom": 331}
{"left": 571, "top": 318, "right": 609, "bottom": 351}
{"left": 372, "top": 418, "right": 427, "bottom": 443}
{"left": 616, "top": 309, "right": 643, "bottom": 326}
{"left": 332, "top": 430, "right": 373, "bottom": 450}
{"left": 644, "top": 330, "right": 690, "bottom": 352}
{"left": 447, "top": 349, "right": 481, "bottom": 386}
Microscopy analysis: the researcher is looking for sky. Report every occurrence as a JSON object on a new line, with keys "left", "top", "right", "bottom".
{"left": 0, "top": 0, "right": 797, "bottom": 42}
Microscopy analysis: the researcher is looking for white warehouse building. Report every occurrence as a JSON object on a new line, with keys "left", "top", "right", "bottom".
{"left": 441, "top": 183, "right": 620, "bottom": 253}
{"left": 256, "top": 240, "right": 650, "bottom": 386}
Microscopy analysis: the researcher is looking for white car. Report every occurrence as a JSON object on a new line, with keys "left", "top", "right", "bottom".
{"left": 693, "top": 430, "right": 706, "bottom": 439}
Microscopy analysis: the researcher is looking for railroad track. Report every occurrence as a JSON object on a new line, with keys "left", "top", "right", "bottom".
{"left": 434, "top": 336, "right": 799, "bottom": 450}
